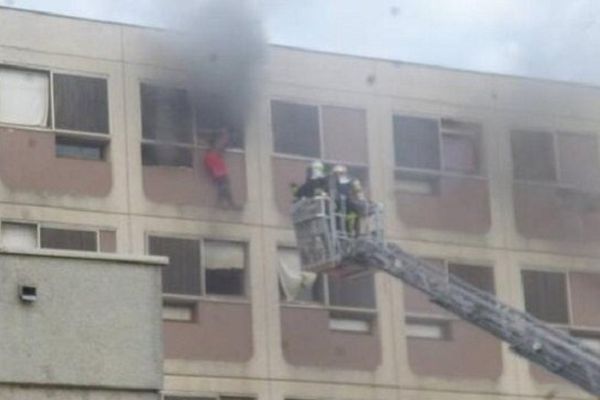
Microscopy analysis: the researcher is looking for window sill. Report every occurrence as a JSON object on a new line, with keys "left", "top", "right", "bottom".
{"left": 281, "top": 302, "right": 377, "bottom": 318}
{"left": 163, "top": 293, "right": 250, "bottom": 305}
{"left": 0, "top": 122, "right": 110, "bottom": 138}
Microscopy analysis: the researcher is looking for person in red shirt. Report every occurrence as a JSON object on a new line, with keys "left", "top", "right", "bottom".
{"left": 204, "top": 129, "right": 237, "bottom": 208}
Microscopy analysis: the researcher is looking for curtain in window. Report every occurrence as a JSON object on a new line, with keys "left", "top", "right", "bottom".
{"left": 278, "top": 248, "right": 317, "bottom": 301}
{"left": 0, "top": 68, "right": 49, "bottom": 127}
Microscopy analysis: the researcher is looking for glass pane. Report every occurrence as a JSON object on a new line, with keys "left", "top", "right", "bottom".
{"left": 557, "top": 133, "right": 600, "bottom": 189}
{"left": 511, "top": 131, "right": 557, "bottom": 181}
{"left": 55, "top": 136, "right": 104, "bottom": 161}
{"left": 40, "top": 227, "right": 97, "bottom": 251}
{"left": 140, "top": 83, "right": 192, "bottom": 143}
{"left": 328, "top": 272, "right": 376, "bottom": 309}
{"left": 272, "top": 100, "right": 320, "bottom": 158}
{"left": 522, "top": 269, "right": 569, "bottom": 324}
{"left": 448, "top": 263, "right": 495, "bottom": 294}
{"left": 148, "top": 236, "right": 201, "bottom": 295}
{"left": 393, "top": 115, "right": 440, "bottom": 169}
{"left": 442, "top": 133, "right": 479, "bottom": 174}
{"left": 53, "top": 74, "right": 108, "bottom": 133}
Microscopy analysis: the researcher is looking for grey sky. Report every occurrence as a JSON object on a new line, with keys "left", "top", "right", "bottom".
{"left": 3, "top": 0, "right": 600, "bottom": 84}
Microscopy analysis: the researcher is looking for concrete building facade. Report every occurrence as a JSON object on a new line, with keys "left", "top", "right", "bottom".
{"left": 1, "top": 6, "right": 600, "bottom": 400}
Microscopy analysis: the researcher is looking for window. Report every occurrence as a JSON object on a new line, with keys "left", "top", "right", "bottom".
{"left": 55, "top": 136, "right": 105, "bottom": 161}
{"left": 271, "top": 100, "right": 369, "bottom": 165}
{"left": 512, "top": 131, "right": 600, "bottom": 189}
{"left": 53, "top": 74, "right": 109, "bottom": 133}
{"left": 141, "top": 84, "right": 192, "bottom": 143}
{"left": 40, "top": 227, "right": 97, "bottom": 251}
{"left": 148, "top": 235, "right": 247, "bottom": 297}
{"left": 272, "top": 101, "right": 320, "bottom": 158}
{"left": 521, "top": 270, "right": 569, "bottom": 324}
{"left": 393, "top": 116, "right": 482, "bottom": 194}
{"left": 404, "top": 260, "right": 495, "bottom": 339}
{"left": 0, "top": 65, "right": 110, "bottom": 160}
{"left": 277, "top": 247, "right": 375, "bottom": 331}
{"left": 0, "top": 221, "right": 114, "bottom": 252}
{"left": 140, "top": 83, "right": 244, "bottom": 167}
{"left": 522, "top": 268, "right": 600, "bottom": 349}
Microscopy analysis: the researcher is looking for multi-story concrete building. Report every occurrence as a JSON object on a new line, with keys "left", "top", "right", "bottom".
{"left": 1, "top": 6, "right": 600, "bottom": 400}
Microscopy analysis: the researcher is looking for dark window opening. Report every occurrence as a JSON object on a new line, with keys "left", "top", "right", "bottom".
{"left": 205, "top": 269, "right": 245, "bottom": 295}
{"left": 196, "top": 92, "right": 244, "bottom": 149}
{"left": 55, "top": 135, "right": 105, "bottom": 161}
{"left": 204, "top": 240, "right": 246, "bottom": 296}
{"left": 141, "top": 144, "right": 193, "bottom": 167}
{"left": 393, "top": 115, "right": 440, "bottom": 170}
{"left": 511, "top": 131, "right": 557, "bottom": 182}
{"left": 448, "top": 263, "right": 495, "bottom": 294}
{"left": 328, "top": 272, "right": 376, "bottom": 309}
{"left": 522, "top": 270, "right": 569, "bottom": 324}
{"left": 141, "top": 84, "right": 192, "bottom": 143}
{"left": 149, "top": 236, "right": 202, "bottom": 296}
{"left": 40, "top": 227, "right": 97, "bottom": 251}
{"left": 272, "top": 100, "right": 320, "bottom": 158}
{"left": 53, "top": 74, "right": 109, "bottom": 134}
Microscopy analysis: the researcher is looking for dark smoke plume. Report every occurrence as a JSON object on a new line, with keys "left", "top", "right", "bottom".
{"left": 180, "top": 0, "right": 266, "bottom": 146}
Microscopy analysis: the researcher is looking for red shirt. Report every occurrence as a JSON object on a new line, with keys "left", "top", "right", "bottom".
{"left": 203, "top": 150, "right": 228, "bottom": 178}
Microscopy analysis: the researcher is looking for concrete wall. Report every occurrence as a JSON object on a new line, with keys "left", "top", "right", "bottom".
{"left": 0, "top": 248, "right": 164, "bottom": 399}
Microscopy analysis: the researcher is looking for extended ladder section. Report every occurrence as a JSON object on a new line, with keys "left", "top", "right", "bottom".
{"left": 292, "top": 197, "right": 600, "bottom": 396}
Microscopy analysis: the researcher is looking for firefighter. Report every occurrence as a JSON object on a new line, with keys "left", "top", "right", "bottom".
{"left": 331, "top": 164, "right": 368, "bottom": 236}
{"left": 294, "top": 160, "right": 328, "bottom": 200}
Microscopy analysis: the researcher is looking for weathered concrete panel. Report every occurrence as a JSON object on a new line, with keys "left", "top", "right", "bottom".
{"left": 0, "top": 249, "right": 164, "bottom": 391}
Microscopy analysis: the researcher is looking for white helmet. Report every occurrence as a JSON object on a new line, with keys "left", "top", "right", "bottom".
{"left": 310, "top": 160, "right": 325, "bottom": 179}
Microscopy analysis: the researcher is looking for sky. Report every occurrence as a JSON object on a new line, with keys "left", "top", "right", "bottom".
{"left": 3, "top": 0, "right": 600, "bottom": 85}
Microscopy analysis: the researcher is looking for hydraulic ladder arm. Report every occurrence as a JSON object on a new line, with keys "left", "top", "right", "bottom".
{"left": 292, "top": 197, "right": 600, "bottom": 396}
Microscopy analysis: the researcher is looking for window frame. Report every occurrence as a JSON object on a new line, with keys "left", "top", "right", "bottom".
{"left": 511, "top": 129, "right": 599, "bottom": 190}
{"left": 521, "top": 266, "right": 600, "bottom": 351}
{"left": 0, "top": 63, "right": 111, "bottom": 159}
{"left": 521, "top": 267, "right": 600, "bottom": 335}
{"left": 146, "top": 233, "right": 250, "bottom": 302}
{"left": 404, "top": 258, "right": 495, "bottom": 340}
{"left": 270, "top": 98, "right": 369, "bottom": 170}
{"left": 139, "top": 81, "right": 245, "bottom": 169}
{"left": 277, "top": 245, "right": 377, "bottom": 324}
{"left": 393, "top": 114, "right": 485, "bottom": 195}
{"left": 0, "top": 219, "right": 103, "bottom": 252}
{"left": 393, "top": 114, "right": 485, "bottom": 178}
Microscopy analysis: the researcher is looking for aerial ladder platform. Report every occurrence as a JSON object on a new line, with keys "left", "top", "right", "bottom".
{"left": 292, "top": 196, "right": 600, "bottom": 396}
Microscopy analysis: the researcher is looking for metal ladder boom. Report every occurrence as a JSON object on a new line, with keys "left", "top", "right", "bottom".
{"left": 350, "top": 238, "right": 600, "bottom": 396}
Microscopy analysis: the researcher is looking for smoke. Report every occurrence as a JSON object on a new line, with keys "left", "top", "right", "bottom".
{"left": 173, "top": 0, "right": 266, "bottom": 146}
